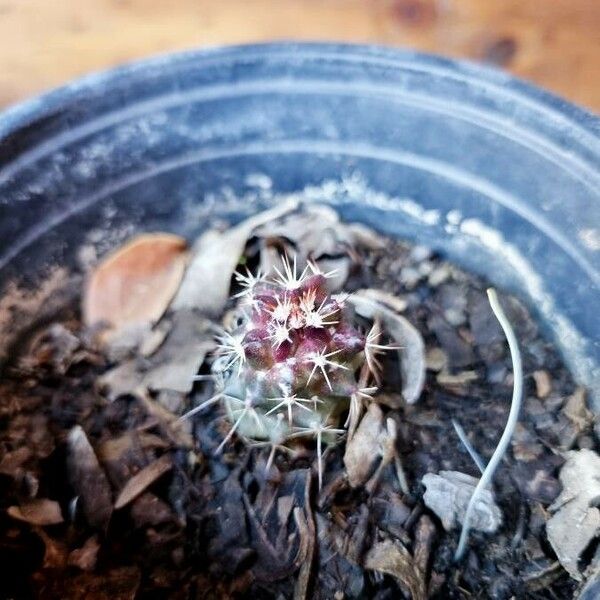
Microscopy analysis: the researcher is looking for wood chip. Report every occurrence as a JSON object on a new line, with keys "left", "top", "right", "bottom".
{"left": 533, "top": 370, "right": 552, "bottom": 399}
{"left": 68, "top": 535, "right": 100, "bottom": 571}
{"left": 364, "top": 539, "right": 426, "bottom": 600}
{"left": 67, "top": 425, "right": 113, "bottom": 530}
{"left": 7, "top": 498, "right": 64, "bottom": 526}
{"left": 114, "top": 455, "right": 173, "bottom": 510}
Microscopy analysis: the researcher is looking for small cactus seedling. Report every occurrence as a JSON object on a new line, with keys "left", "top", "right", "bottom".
{"left": 186, "top": 255, "right": 395, "bottom": 488}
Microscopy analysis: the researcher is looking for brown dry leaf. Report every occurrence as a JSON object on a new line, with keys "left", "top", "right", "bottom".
{"left": 67, "top": 425, "right": 113, "bottom": 530}
{"left": 114, "top": 454, "right": 173, "bottom": 510}
{"left": 173, "top": 199, "right": 299, "bottom": 315}
{"left": 363, "top": 539, "right": 426, "bottom": 600}
{"left": 7, "top": 498, "right": 64, "bottom": 526}
{"left": 83, "top": 232, "right": 187, "bottom": 334}
{"left": 547, "top": 449, "right": 600, "bottom": 581}
{"left": 348, "top": 293, "right": 425, "bottom": 404}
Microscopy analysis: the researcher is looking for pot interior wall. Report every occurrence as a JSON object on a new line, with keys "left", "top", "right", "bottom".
{"left": 0, "top": 44, "right": 597, "bottom": 404}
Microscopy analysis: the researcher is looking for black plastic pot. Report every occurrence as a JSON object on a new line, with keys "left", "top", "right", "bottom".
{"left": 0, "top": 43, "right": 598, "bottom": 402}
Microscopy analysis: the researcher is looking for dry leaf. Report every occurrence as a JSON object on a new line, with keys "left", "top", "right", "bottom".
{"left": 354, "top": 289, "right": 408, "bottom": 313}
{"left": 348, "top": 294, "right": 425, "bottom": 404}
{"left": 7, "top": 498, "right": 64, "bottom": 526}
{"left": 364, "top": 539, "right": 426, "bottom": 600}
{"left": 143, "top": 311, "right": 215, "bottom": 394}
{"left": 344, "top": 403, "right": 385, "bottom": 487}
{"left": 83, "top": 232, "right": 187, "bottom": 334}
{"left": 67, "top": 425, "right": 113, "bottom": 530}
{"left": 254, "top": 203, "right": 342, "bottom": 259}
{"left": 547, "top": 449, "right": 600, "bottom": 581}
{"left": 114, "top": 455, "right": 173, "bottom": 510}
{"left": 254, "top": 205, "right": 383, "bottom": 293}
{"left": 97, "top": 359, "right": 143, "bottom": 401}
{"left": 422, "top": 471, "right": 502, "bottom": 532}
{"left": 173, "top": 199, "right": 299, "bottom": 315}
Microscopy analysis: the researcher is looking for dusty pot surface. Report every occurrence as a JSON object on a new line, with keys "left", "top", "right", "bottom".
{"left": 0, "top": 43, "right": 598, "bottom": 401}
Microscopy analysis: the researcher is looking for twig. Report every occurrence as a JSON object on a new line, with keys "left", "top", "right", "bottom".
{"left": 452, "top": 419, "right": 485, "bottom": 475}
{"left": 454, "top": 288, "right": 523, "bottom": 562}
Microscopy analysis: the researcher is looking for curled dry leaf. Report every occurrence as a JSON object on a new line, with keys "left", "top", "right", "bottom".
{"left": 83, "top": 233, "right": 187, "bottom": 341}
{"left": 114, "top": 454, "right": 173, "bottom": 510}
{"left": 422, "top": 471, "right": 502, "bottom": 533}
{"left": 173, "top": 199, "right": 299, "bottom": 315}
{"left": 348, "top": 293, "right": 425, "bottom": 404}
{"left": 546, "top": 449, "right": 600, "bottom": 581}
{"left": 67, "top": 425, "right": 113, "bottom": 530}
{"left": 363, "top": 539, "right": 426, "bottom": 600}
{"left": 7, "top": 498, "right": 64, "bottom": 526}
{"left": 254, "top": 203, "right": 344, "bottom": 263}
{"left": 253, "top": 204, "right": 384, "bottom": 293}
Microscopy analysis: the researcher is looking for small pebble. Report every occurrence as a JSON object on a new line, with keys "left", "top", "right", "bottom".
{"left": 487, "top": 364, "right": 508, "bottom": 384}
{"left": 399, "top": 267, "right": 421, "bottom": 289}
{"left": 428, "top": 265, "right": 450, "bottom": 286}
{"left": 409, "top": 245, "right": 432, "bottom": 262}
{"left": 425, "top": 347, "right": 448, "bottom": 372}
{"left": 443, "top": 308, "right": 466, "bottom": 327}
{"left": 533, "top": 370, "right": 552, "bottom": 399}
{"left": 577, "top": 435, "right": 595, "bottom": 450}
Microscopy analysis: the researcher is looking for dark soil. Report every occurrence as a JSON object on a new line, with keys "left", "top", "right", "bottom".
{"left": 0, "top": 237, "right": 595, "bottom": 599}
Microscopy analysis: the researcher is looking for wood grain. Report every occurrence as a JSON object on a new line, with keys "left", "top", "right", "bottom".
{"left": 0, "top": 0, "right": 598, "bottom": 112}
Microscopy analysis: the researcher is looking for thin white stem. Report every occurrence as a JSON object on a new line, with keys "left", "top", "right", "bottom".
{"left": 452, "top": 419, "right": 486, "bottom": 475}
{"left": 454, "top": 288, "right": 523, "bottom": 562}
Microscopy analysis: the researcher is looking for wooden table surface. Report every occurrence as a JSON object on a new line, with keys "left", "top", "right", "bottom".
{"left": 0, "top": 0, "right": 599, "bottom": 113}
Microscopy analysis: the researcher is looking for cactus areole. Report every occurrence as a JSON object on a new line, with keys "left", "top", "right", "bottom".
{"left": 201, "top": 256, "right": 393, "bottom": 487}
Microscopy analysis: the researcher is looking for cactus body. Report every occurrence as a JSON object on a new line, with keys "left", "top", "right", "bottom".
{"left": 193, "top": 256, "right": 391, "bottom": 486}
